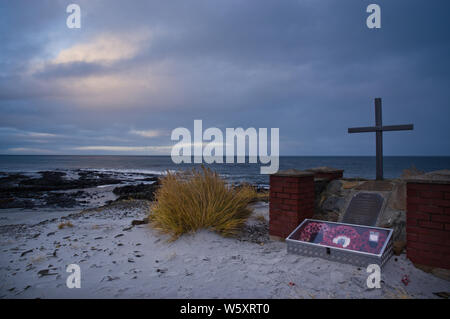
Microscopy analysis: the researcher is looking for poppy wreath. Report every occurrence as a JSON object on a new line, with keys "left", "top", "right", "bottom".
{"left": 359, "top": 230, "right": 387, "bottom": 254}
{"left": 299, "top": 222, "right": 329, "bottom": 242}
{"left": 322, "top": 225, "right": 361, "bottom": 250}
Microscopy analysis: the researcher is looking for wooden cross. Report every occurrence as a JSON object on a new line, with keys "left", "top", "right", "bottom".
{"left": 348, "top": 98, "right": 413, "bottom": 180}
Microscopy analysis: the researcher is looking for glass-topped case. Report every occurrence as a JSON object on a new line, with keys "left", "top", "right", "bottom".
{"left": 286, "top": 219, "right": 394, "bottom": 267}
{"left": 290, "top": 219, "right": 390, "bottom": 255}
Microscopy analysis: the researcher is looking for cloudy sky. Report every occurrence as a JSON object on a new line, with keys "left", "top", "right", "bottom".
{"left": 1, "top": 0, "right": 449, "bottom": 156}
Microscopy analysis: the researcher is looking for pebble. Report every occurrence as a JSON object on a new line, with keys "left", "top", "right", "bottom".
{"left": 20, "top": 249, "right": 33, "bottom": 257}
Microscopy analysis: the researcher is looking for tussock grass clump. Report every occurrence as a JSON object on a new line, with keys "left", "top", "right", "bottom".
{"left": 149, "top": 167, "right": 256, "bottom": 240}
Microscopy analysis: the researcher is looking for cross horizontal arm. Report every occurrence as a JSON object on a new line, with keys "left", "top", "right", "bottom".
{"left": 348, "top": 126, "right": 377, "bottom": 133}
{"left": 348, "top": 124, "right": 414, "bottom": 134}
{"left": 381, "top": 124, "right": 414, "bottom": 131}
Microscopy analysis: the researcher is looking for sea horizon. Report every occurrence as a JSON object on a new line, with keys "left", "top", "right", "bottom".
{"left": 1, "top": 155, "right": 449, "bottom": 184}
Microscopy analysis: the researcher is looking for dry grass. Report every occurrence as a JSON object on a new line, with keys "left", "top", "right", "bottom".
{"left": 401, "top": 164, "right": 424, "bottom": 178}
{"left": 58, "top": 221, "right": 73, "bottom": 229}
{"left": 149, "top": 167, "right": 257, "bottom": 240}
{"left": 385, "top": 287, "right": 413, "bottom": 299}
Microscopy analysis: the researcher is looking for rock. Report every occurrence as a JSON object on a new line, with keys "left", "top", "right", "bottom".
{"left": 123, "top": 226, "right": 133, "bottom": 231}
{"left": 131, "top": 218, "right": 149, "bottom": 226}
{"left": 355, "top": 181, "right": 393, "bottom": 192}
{"left": 378, "top": 209, "right": 406, "bottom": 241}
{"left": 37, "top": 269, "right": 57, "bottom": 277}
{"left": 342, "top": 181, "right": 360, "bottom": 189}
{"left": 388, "top": 182, "right": 406, "bottom": 211}
{"left": 314, "top": 179, "right": 329, "bottom": 197}
{"left": 114, "top": 234, "right": 124, "bottom": 238}
{"left": 113, "top": 183, "right": 159, "bottom": 201}
{"left": 322, "top": 195, "right": 346, "bottom": 213}
{"left": 326, "top": 180, "right": 343, "bottom": 196}
{"left": 0, "top": 170, "right": 122, "bottom": 209}
{"left": 102, "top": 275, "right": 120, "bottom": 282}
{"left": 20, "top": 249, "right": 33, "bottom": 257}
{"left": 433, "top": 292, "right": 450, "bottom": 299}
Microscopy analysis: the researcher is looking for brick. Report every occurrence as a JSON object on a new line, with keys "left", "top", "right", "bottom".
{"left": 269, "top": 180, "right": 285, "bottom": 188}
{"left": 432, "top": 215, "right": 450, "bottom": 224}
{"left": 406, "top": 225, "right": 449, "bottom": 237}
{"left": 406, "top": 218, "right": 418, "bottom": 227}
{"left": 407, "top": 183, "right": 433, "bottom": 191}
{"left": 406, "top": 203, "right": 418, "bottom": 212}
{"left": 270, "top": 186, "right": 283, "bottom": 193}
{"left": 283, "top": 177, "right": 301, "bottom": 184}
{"left": 407, "top": 232, "right": 418, "bottom": 242}
{"left": 418, "top": 220, "right": 444, "bottom": 230}
{"left": 269, "top": 192, "right": 280, "bottom": 199}
{"left": 278, "top": 204, "right": 292, "bottom": 211}
{"left": 445, "top": 192, "right": 450, "bottom": 200}
{"left": 407, "top": 189, "right": 419, "bottom": 197}
{"left": 431, "top": 199, "right": 450, "bottom": 208}
{"left": 407, "top": 212, "right": 430, "bottom": 221}
{"left": 277, "top": 193, "right": 291, "bottom": 199}
{"left": 269, "top": 197, "right": 283, "bottom": 204}
{"left": 420, "top": 191, "right": 444, "bottom": 199}
{"left": 283, "top": 187, "right": 300, "bottom": 194}
{"left": 446, "top": 224, "right": 450, "bottom": 232}
{"left": 408, "top": 183, "right": 450, "bottom": 192}
{"left": 418, "top": 234, "right": 450, "bottom": 246}
{"left": 417, "top": 205, "right": 443, "bottom": 214}
{"left": 407, "top": 241, "right": 449, "bottom": 254}
{"left": 408, "top": 197, "right": 433, "bottom": 205}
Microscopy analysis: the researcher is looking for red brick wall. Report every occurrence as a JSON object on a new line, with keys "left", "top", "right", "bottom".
{"left": 406, "top": 182, "right": 450, "bottom": 269}
{"left": 269, "top": 174, "right": 315, "bottom": 239}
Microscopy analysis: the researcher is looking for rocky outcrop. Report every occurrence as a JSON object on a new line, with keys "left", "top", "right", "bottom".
{"left": 113, "top": 182, "right": 160, "bottom": 202}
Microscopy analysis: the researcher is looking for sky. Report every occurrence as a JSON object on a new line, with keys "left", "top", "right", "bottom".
{"left": 0, "top": 0, "right": 449, "bottom": 156}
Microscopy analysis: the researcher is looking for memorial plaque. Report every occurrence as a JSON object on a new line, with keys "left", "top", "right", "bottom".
{"left": 342, "top": 192, "right": 384, "bottom": 226}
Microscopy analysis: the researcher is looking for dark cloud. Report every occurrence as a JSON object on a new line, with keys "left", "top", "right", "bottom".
{"left": 0, "top": 0, "right": 449, "bottom": 155}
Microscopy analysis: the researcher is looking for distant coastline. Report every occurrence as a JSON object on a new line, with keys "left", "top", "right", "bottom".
{"left": 1, "top": 155, "right": 450, "bottom": 182}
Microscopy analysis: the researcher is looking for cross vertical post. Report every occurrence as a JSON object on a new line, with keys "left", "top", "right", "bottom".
{"left": 375, "top": 98, "right": 383, "bottom": 180}
{"left": 348, "top": 98, "right": 414, "bottom": 181}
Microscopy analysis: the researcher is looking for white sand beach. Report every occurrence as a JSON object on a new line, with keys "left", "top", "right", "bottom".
{"left": 0, "top": 201, "right": 448, "bottom": 299}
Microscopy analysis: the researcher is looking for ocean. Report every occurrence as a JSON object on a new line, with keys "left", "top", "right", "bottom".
{"left": 1, "top": 155, "right": 449, "bottom": 187}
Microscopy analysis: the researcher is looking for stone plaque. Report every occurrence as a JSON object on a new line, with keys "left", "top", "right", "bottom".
{"left": 342, "top": 192, "right": 384, "bottom": 226}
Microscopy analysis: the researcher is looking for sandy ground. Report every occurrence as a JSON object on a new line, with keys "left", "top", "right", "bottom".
{"left": 0, "top": 201, "right": 448, "bottom": 299}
